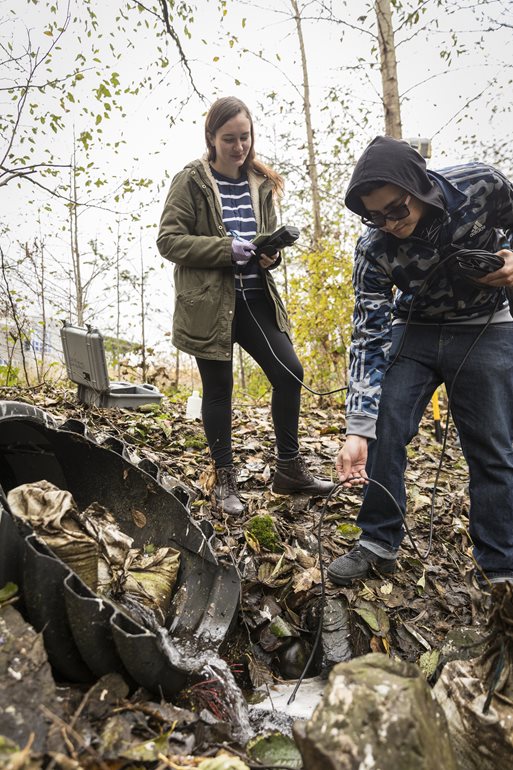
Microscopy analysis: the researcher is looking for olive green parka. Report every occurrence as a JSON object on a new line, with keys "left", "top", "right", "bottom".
{"left": 157, "top": 157, "right": 290, "bottom": 361}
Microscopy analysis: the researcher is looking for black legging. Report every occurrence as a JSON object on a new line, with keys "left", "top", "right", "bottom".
{"left": 195, "top": 295, "right": 304, "bottom": 468}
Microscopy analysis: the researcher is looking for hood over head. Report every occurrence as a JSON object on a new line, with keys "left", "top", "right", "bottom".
{"left": 345, "top": 136, "right": 445, "bottom": 217}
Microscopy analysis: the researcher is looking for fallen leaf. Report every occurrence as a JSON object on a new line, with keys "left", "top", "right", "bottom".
{"left": 131, "top": 509, "right": 147, "bottom": 528}
{"left": 292, "top": 567, "right": 321, "bottom": 593}
{"left": 419, "top": 648, "right": 440, "bottom": 678}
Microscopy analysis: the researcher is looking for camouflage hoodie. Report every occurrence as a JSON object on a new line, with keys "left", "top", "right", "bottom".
{"left": 344, "top": 136, "right": 513, "bottom": 439}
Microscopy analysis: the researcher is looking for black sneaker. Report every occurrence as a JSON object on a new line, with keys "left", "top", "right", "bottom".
{"left": 327, "top": 544, "right": 397, "bottom": 586}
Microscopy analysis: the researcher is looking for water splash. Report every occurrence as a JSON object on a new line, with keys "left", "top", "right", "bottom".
{"left": 118, "top": 593, "right": 251, "bottom": 744}
{"left": 157, "top": 628, "right": 251, "bottom": 744}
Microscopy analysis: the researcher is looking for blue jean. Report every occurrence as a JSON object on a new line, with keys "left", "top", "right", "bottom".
{"left": 358, "top": 322, "right": 513, "bottom": 574}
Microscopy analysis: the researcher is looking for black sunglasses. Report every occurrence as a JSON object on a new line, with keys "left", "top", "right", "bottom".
{"left": 361, "top": 194, "right": 411, "bottom": 228}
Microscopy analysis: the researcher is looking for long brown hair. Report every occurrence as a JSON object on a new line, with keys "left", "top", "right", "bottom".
{"left": 204, "top": 96, "right": 284, "bottom": 197}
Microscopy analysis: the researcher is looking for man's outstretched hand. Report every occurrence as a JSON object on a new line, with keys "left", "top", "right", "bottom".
{"left": 335, "top": 434, "right": 369, "bottom": 487}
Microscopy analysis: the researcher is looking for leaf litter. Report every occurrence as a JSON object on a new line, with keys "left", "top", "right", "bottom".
{"left": 0, "top": 384, "right": 492, "bottom": 767}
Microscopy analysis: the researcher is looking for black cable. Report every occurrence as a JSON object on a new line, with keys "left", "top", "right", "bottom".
{"left": 384, "top": 250, "right": 458, "bottom": 372}
{"left": 483, "top": 639, "right": 506, "bottom": 713}
{"left": 287, "top": 473, "right": 428, "bottom": 706}
{"left": 384, "top": 247, "right": 506, "bottom": 558}
{"left": 452, "top": 248, "right": 504, "bottom": 280}
{"left": 287, "top": 480, "right": 342, "bottom": 705}
{"left": 422, "top": 292, "right": 502, "bottom": 559}
{"left": 239, "top": 275, "right": 348, "bottom": 396}
{"left": 287, "top": 246, "right": 510, "bottom": 702}
{"left": 385, "top": 247, "right": 504, "bottom": 372}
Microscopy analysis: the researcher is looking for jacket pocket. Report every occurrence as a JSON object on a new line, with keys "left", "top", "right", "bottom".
{"left": 173, "top": 283, "right": 221, "bottom": 345}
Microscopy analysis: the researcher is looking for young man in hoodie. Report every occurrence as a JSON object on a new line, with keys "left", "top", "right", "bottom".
{"left": 328, "top": 136, "right": 513, "bottom": 587}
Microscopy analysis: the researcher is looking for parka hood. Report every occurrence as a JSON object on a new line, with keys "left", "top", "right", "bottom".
{"left": 345, "top": 136, "right": 445, "bottom": 217}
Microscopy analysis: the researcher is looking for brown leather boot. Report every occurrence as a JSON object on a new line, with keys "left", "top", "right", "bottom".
{"left": 214, "top": 466, "right": 245, "bottom": 515}
{"left": 272, "top": 454, "right": 336, "bottom": 496}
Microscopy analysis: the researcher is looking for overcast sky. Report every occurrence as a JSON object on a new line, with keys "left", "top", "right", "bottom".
{"left": 3, "top": 0, "right": 512, "bottom": 350}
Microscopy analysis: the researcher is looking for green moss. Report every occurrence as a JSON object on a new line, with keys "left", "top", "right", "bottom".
{"left": 245, "top": 514, "right": 282, "bottom": 552}
{"left": 183, "top": 436, "right": 207, "bottom": 450}
{"left": 337, "top": 521, "right": 362, "bottom": 540}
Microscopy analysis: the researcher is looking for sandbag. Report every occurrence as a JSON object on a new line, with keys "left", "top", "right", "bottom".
{"left": 124, "top": 547, "right": 180, "bottom": 615}
{"left": 6, "top": 481, "right": 180, "bottom": 617}
{"left": 433, "top": 582, "right": 513, "bottom": 770}
{"left": 7, "top": 480, "right": 99, "bottom": 589}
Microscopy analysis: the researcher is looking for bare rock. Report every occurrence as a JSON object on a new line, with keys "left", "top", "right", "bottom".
{"left": 293, "top": 652, "right": 457, "bottom": 770}
{"left": 0, "top": 604, "right": 63, "bottom": 753}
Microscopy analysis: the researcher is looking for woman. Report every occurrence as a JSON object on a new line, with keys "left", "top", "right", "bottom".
{"left": 157, "top": 96, "right": 334, "bottom": 514}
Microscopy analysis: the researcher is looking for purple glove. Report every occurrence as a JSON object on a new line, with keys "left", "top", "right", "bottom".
{"left": 231, "top": 238, "right": 256, "bottom": 265}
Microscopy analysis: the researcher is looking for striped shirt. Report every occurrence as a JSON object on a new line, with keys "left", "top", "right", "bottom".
{"left": 211, "top": 167, "right": 264, "bottom": 296}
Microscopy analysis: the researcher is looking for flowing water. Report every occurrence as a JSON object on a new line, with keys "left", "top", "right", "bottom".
{"left": 118, "top": 594, "right": 251, "bottom": 744}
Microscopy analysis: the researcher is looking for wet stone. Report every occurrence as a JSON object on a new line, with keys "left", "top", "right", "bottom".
{"left": 309, "top": 596, "right": 353, "bottom": 673}
{"left": 0, "top": 604, "right": 64, "bottom": 754}
{"left": 440, "top": 624, "right": 488, "bottom": 662}
{"left": 293, "top": 652, "right": 458, "bottom": 770}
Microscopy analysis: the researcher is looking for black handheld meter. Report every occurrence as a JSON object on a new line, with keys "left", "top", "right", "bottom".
{"left": 253, "top": 225, "right": 300, "bottom": 256}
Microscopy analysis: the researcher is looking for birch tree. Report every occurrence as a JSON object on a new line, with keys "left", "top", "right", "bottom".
{"left": 375, "top": 0, "right": 402, "bottom": 138}
{"left": 290, "top": 0, "right": 323, "bottom": 248}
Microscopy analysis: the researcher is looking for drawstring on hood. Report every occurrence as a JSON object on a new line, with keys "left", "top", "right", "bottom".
{"left": 345, "top": 136, "right": 445, "bottom": 217}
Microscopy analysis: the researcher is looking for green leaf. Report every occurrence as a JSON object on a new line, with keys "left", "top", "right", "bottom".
{"left": 354, "top": 600, "right": 390, "bottom": 636}
{"left": 354, "top": 605, "right": 380, "bottom": 633}
{"left": 0, "top": 582, "right": 18, "bottom": 604}
{"left": 247, "top": 733, "right": 302, "bottom": 769}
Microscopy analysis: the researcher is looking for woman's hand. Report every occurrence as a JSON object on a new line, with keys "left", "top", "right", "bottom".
{"left": 231, "top": 238, "right": 256, "bottom": 265}
{"left": 335, "top": 435, "right": 369, "bottom": 487}
{"left": 478, "top": 249, "right": 513, "bottom": 288}
{"left": 259, "top": 251, "right": 279, "bottom": 269}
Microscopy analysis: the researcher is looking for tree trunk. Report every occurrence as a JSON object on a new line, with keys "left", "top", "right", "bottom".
{"left": 139, "top": 232, "right": 147, "bottom": 382}
{"left": 115, "top": 219, "right": 122, "bottom": 380}
{"left": 39, "top": 240, "right": 46, "bottom": 378}
{"left": 69, "top": 134, "right": 84, "bottom": 325}
{"left": 375, "top": 0, "right": 402, "bottom": 139}
{"left": 0, "top": 247, "right": 30, "bottom": 385}
{"left": 290, "top": 0, "right": 323, "bottom": 248}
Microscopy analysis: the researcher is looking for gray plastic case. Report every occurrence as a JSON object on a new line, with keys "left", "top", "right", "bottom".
{"left": 60, "top": 323, "right": 162, "bottom": 408}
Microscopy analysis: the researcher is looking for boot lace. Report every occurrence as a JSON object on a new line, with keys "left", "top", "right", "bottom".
{"left": 218, "top": 467, "right": 239, "bottom": 496}
{"left": 296, "top": 454, "right": 314, "bottom": 482}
